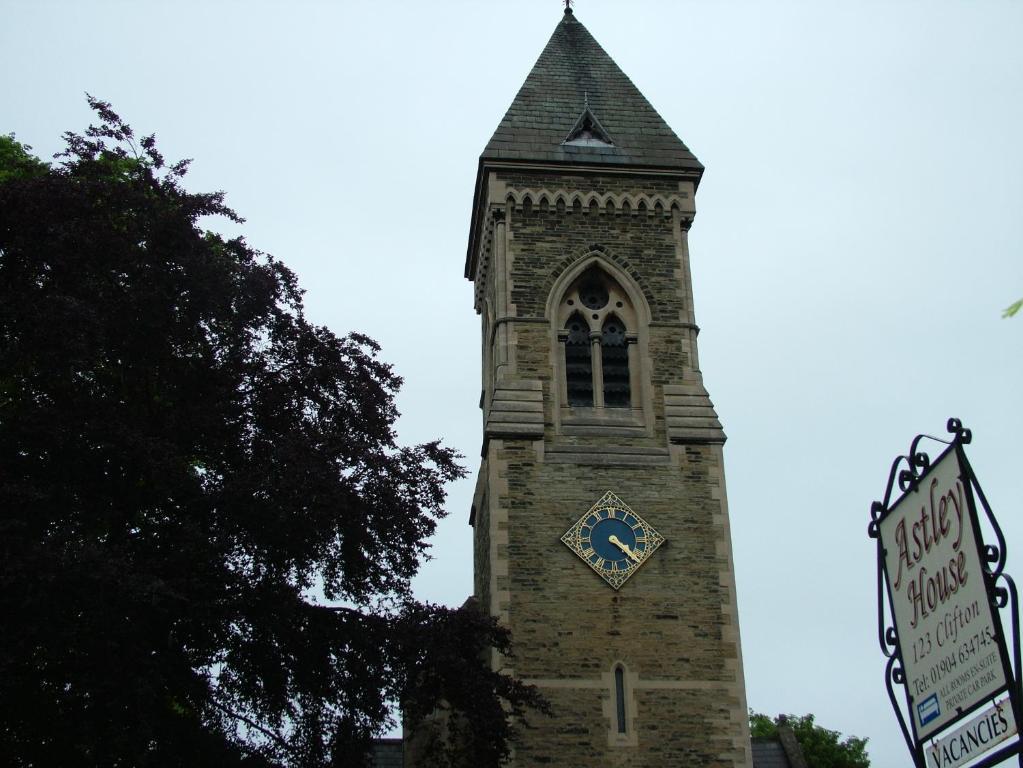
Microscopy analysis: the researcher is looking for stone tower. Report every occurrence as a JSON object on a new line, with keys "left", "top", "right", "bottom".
{"left": 465, "top": 10, "right": 752, "bottom": 767}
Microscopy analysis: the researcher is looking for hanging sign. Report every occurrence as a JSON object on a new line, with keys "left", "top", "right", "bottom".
{"left": 870, "top": 420, "right": 1022, "bottom": 768}
{"left": 878, "top": 445, "right": 1009, "bottom": 740}
{"left": 925, "top": 699, "right": 1017, "bottom": 768}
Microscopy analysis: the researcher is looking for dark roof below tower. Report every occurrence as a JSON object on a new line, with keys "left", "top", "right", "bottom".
{"left": 367, "top": 738, "right": 402, "bottom": 768}
{"left": 752, "top": 739, "right": 800, "bottom": 768}
{"left": 481, "top": 9, "right": 703, "bottom": 172}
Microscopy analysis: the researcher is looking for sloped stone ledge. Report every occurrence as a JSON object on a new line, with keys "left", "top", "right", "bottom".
{"left": 663, "top": 381, "right": 726, "bottom": 444}
{"left": 485, "top": 379, "right": 544, "bottom": 439}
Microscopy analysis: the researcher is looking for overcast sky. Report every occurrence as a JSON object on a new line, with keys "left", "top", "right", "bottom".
{"left": 4, "top": 1, "right": 1022, "bottom": 765}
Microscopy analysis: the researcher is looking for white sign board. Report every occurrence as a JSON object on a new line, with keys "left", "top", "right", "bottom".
{"left": 926, "top": 699, "right": 1017, "bottom": 768}
{"left": 879, "top": 448, "right": 1008, "bottom": 741}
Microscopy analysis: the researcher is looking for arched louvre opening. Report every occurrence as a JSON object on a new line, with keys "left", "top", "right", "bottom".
{"left": 565, "top": 313, "right": 593, "bottom": 406}
{"left": 601, "top": 316, "right": 630, "bottom": 407}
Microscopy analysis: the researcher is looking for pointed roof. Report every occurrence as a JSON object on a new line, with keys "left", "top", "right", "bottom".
{"left": 481, "top": 9, "right": 703, "bottom": 172}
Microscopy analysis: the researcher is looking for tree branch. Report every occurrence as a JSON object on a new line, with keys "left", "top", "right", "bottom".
{"left": 210, "top": 698, "right": 293, "bottom": 756}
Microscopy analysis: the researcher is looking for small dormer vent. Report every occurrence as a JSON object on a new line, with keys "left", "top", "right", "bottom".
{"left": 563, "top": 106, "right": 613, "bottom": 147}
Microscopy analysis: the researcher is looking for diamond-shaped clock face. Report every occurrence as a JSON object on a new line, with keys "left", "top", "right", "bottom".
{"left": 561, "top": 491, "right": 665, "bottom": 590}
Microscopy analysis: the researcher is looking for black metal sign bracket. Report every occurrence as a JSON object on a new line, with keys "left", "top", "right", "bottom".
{"left": 869, "top": 419, "right": 1023, "bottom": 768}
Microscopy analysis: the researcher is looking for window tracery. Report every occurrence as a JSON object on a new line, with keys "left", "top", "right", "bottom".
{"left": 556, "top": 266, "right": 636, "bottom": 409}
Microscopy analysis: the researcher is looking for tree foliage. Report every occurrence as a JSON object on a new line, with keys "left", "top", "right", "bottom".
{"left": 1003, "top": 298, "right": 1022, "bottom": 319}
{"left": 0, "top": 98, "right": 545, "bottom": 767}
{"left": 0, "top": 133, "right": 49, "bottom": 184}
{"left": 750, "top": 711, "right": 870, "bottom": 768}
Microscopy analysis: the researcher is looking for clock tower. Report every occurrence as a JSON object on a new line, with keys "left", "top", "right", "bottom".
{"left": 465, "top": 9, "right": 752, "bottom": 767}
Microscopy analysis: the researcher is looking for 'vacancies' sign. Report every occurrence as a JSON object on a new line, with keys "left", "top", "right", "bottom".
{"left": 879, "top": 446, "right": 1008, "bottom": 741}
{"left": 926, "top": 699, "right": 1017, "bottom": 768}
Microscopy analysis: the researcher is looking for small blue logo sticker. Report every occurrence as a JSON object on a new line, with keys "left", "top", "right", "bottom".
{"left": 918, "top": 694, "right": 940, "bottom": 726}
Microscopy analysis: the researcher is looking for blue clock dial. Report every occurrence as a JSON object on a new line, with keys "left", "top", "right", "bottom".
{"left": 562, "top": 491, "right": 665, "bottom": 590}
{"left": 581, "top": 511, "right": 644, "bottom": 562}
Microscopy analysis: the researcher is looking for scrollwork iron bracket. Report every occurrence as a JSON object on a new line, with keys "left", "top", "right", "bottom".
{"left": 868, "top": 419, "right": 1023, "bottom": 768}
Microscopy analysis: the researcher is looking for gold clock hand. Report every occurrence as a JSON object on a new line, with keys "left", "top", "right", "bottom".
{"left": 607, "top": 534, "right": 643, "bottom": 564}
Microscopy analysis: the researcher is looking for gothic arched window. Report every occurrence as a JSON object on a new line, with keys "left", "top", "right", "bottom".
{"left": 556, "top": 266, "right": 636, "bottom": 410}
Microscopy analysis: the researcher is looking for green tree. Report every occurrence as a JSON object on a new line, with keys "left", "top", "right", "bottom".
{"left": 0, "top": 133, "right": 48, "bottom": 183}
{"left": 1004, "top": 298, "right": 1022, "bottom": 318}
{"left": 0, "top": 98, "right": 545, "bottom": 767}
{"left": 750, "top": 711, "right": 870, "bottom": 768}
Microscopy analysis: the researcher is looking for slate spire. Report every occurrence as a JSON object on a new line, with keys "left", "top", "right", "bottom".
{"left": 481, "top": 11, "right": 702, "bottom": 171}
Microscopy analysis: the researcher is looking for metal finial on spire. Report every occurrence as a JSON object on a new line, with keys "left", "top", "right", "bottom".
{"left": 564, "top": 0, "right": 574, "bottom": 14}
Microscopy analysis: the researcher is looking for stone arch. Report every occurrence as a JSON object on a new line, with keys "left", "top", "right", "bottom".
{"left": 545, "top": 247, "right": 655, "bottom": 321}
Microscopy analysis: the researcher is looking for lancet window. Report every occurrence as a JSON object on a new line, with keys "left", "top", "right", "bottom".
{"left": 564, "top": 313, "right": 593, "bottom": 406}
{"left": 614, "top": 665, "right": 627, "bottom": 734}
{"left": 601, "top": 317, "right": 629, "bottom": 407}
